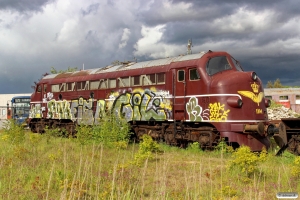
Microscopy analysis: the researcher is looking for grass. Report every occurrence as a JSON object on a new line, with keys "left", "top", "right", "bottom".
{"left": 0, "top": 124, "right": 299, "bottom": 199}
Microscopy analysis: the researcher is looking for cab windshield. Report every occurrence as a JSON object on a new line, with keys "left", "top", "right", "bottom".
{"left": 206, "top": 56, "right": 232, "bottom": 76}
{"left": 231, "top": 57, "right": 243, "bottom": 71}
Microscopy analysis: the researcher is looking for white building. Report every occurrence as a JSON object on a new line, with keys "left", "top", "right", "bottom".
{"left": 264, "top": 88, "right": 300, "bottom": 113}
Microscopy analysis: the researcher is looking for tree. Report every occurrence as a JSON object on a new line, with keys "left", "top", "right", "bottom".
{"left": 266, "top": 81, "right": 274, "bottom": 88}
{"left": 50, "top": 66, "right": 78, "bottom": 74}
{"left": 266, "top": 78, "right": 284, "bottom": 88}
{"left": 273, "top": 78, "right": 283, "bottom": 88}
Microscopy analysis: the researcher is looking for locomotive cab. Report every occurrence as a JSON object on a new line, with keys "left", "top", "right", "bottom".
{"left": 202, "top": 52, "right": 271, "bottom": 150}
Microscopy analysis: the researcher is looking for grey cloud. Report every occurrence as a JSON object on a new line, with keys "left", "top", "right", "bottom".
{"left": 0, "top": 0, "right": 53, "bottom": 12}
{"left": 81, "top": 3, "right": 100, "bottom": 16}
{"left": 140, "top": 0, "right": 300, "bottom": 27}
{"left": 1, "top": 0, "right": 300, "bottom": 94}
{"left": 138, "top": 1, "right": 235, "bottom": 26}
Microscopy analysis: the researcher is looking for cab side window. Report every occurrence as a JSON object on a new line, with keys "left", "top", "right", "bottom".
{"left": 37, "top": 85, "right": 42, "bottom": 93}
{"left": 206, "top": 56, "right": 231, "bottom": 76}
{"left": 43, "top": 84, "right": 47, "bottom": 92}
{"left": 178, "top": 70, "right": 185, "bottom": 82}
{"left": 189, "top": 68, "right": 200, "bottom": 80}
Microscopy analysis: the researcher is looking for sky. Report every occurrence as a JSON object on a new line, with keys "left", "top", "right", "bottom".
{"left": 0, "top": 0, "right": 300, "bottom": 94}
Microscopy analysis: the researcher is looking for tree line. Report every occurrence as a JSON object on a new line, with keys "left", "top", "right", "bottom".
{"left": 266, "top": 78, "right": 300, "bottom": 88}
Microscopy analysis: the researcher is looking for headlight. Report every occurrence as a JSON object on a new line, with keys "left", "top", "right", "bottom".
{"left": 251, "top": 72, "right": 257, "bottom": 81}
{"left": 227, "top": 96, "right": 243, "bottom": 108}
{"left": 265, "top": 99, "right": 271, "bottom": 108}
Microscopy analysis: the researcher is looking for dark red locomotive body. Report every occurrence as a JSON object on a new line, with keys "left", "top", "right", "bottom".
{"left": 29, "top": 50, "right": 273, "bottom": 151}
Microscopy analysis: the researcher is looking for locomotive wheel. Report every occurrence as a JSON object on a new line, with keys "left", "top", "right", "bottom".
{"left": 296, "top": 144, "right": 300, "bottom": 156}
{"left": 30, "top": 124, "right": 37, "bottom": 133}
{"left": 293, "top": 141, "right": 300, "bottom": 156}
{"left": 36, "top": 124, "right": 44, "bottom": 134}
{"left": 51, "top": 121, "right": 59, "bottom": 130}
{"left": 287, "top": 137, "right": 300, "bottom": 156}
{"left": 164, "top": 132, "right": 177, "bottom": 145}
{"left": 66, "top": 124, "right": 76, "bottom": 137}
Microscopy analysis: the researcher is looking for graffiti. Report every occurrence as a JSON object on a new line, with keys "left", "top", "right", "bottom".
{"left": 94, "top": 100, "right": 106, "bottom": 124}
{"left": 29, "top": 103, "right": 42, "bottom": 118}
{"left": 209, "top": 102, "right": 230, "bottom": 121}
{"left": 71, "top": 97, "right": 94, "bottom": 125}
{"left": 48, "top": 99, "right": 71, "bottom": 119}
{"left": 29, "top": 88, "right": 173, "bottom": 124}
{"left": 186, "top": 97, "right": 210, "bottom": 121}
{"left": 43, "top": 92, "right": 54, "bottom": 103}
{"left": 112, "top": 89, "right": 172, "bottom": 121}
{"left": 186, "top": 97, "right": 203, "bottom": 121}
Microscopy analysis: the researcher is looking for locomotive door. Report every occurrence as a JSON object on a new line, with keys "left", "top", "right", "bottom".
{"left": 42, "top": 84, "right": 48, "bottom": 118}
{"left": 173, "top": 68, "right": 186, "bottom": 120}
{"left": 37, "top": 84, "right": 47, "bottom": 118}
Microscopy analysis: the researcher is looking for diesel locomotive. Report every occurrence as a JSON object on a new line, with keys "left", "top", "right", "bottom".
{"left": 29, "top": 50, "right": 282, "bottom": 152}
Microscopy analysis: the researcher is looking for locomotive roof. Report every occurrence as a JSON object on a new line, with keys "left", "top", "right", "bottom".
{"left": 43, "top": 51, "right": 207, "bottom": 79}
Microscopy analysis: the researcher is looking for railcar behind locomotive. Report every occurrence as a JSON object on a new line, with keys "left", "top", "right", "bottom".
{"left": 29, "top": 50, "right": 277, "bottom": 151}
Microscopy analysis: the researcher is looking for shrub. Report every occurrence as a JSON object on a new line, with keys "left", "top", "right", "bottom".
{"left": 228, "top": 146, "right": 267, "bottom": 177}
{"left": 218, "top": 185, "right": 238, "bottom": 198}
{"left": 75, "top": 124, "right": 94, "bottom": 145}
{"left": 2, "top": 119, "right": 25, "bottom": 145}
{"left": 187, "top": 142, "right": 203, "bottom": 153}
{"left": 132, "top": 135, "right": 161, "bottom": 166}
{"left": 291, "top": 157, "right": 300, "bottom": 177}
{"left": 215, "top": 139, "right": 235, "bottom": 154}
{"left": 76, "top": 112, "right": 130, "bottom": 146}
{"left": 269, "top": 100, "right": 282, "bottom": 109}
{"left": 43, "top": 126, "right": 65, "bottom": 144}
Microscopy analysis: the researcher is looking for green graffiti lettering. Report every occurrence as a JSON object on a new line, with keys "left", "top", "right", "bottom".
{"left": 186, "top": 97, "right": 203, "bottom": 121}
{"left": 94, "top": 100, "right": 106, "bottom": 124}
{"left": 132, "top": 93, "right": 142, "bottom": 120}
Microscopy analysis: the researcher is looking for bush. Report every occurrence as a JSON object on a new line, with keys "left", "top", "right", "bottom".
{"left": 187, "top": 142, "right": 203, "bottom": 153}
{"left": 269, "top": 100, "right": 282, "bottom": 109}
{"left": 76, "top": 112, "right": 130, "bottom": 146}
{"left": 215, "top": 139, "right": 234, "bottom": 154}
{"left": 228, "top": 146, "right": 267, "bottom": 177}
{"left": 1, "top": 119, "right": 25, "bottom": 145}
{"left": 132, "top": 135, "right": 161, "bottom": 166}
{"left": 291, "top": 157, "right": 300, "bottom": 177}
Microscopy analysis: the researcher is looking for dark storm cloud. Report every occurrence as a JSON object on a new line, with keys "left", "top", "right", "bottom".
{"left": 212, "top": 0, "right": 300, "bottom": 26}
{"left": 139, "top": 0, "right": 235, "bottom": 26}
{"left": 161, "top": 19, "right": 297, "bottom": 48}
{"left": 0, "top": 0, "right": 52, "bottom": 12}
{"left": 1, "top": 0, "right": 300, "bottom": 94}
{"left": 140, "top": 0, "right": 300, "bottom": 46}
{"left": 139, "top": 0, "right": 300, "bottom": 27}
{"left": 236, "top": 51, "right": 300, "bottom": 86}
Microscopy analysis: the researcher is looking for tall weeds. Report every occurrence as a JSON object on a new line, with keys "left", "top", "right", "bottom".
{"left": 76, "top": 112, "right": 130, "bottom": 147}
{"left": 0, "top": 118, "right": 299, "bottom": 199}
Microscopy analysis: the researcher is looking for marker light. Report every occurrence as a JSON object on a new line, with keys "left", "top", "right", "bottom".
{"left": 265, "top": 99, "right": 271, "bottom": 108}
{"left": 227, "top": 97, "right": 243, "bottom": 108}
